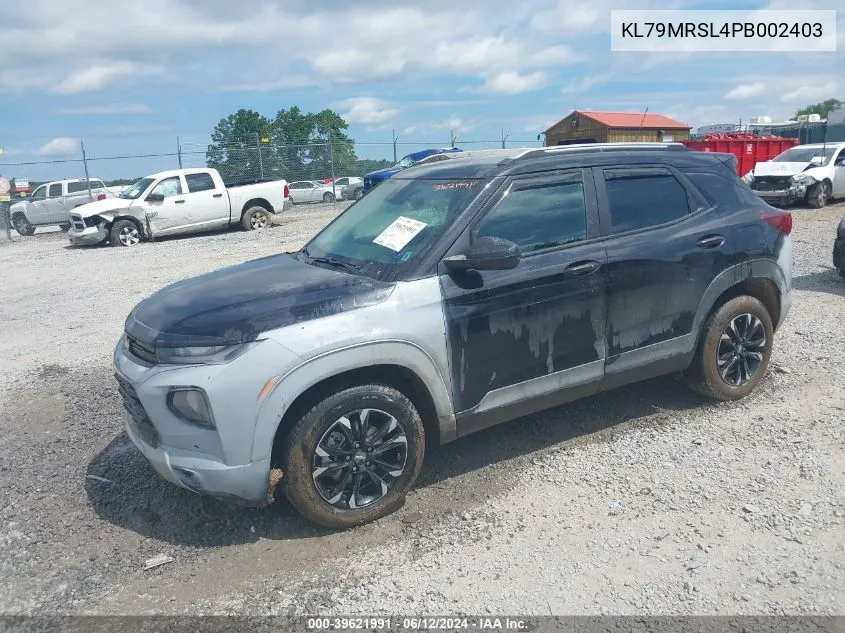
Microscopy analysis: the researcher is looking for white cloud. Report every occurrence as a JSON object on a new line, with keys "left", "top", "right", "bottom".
{"left": 57, "top": 103, "right": 152, "bottom": 114}
{"left": 38, "top": 137, "right": 80, "bottom": 156}
{"left": 337, "top": 97, "right": 399, "bottom": 125}
{"left": 482, "top": 71, "right": 548, "bottom": 95}
{"left": 54, "top": 62, "right": 162, "bottom": 95}
{"left": 781, "top": 81, "right": 839, "bottom": 103}
{"left": 725, "top": 82, "right": 766, "bottom": 100}
{"left": 562, "top": 72, "right": 613, "bottom": 94}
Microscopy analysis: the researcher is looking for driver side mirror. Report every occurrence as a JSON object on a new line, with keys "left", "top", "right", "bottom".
{"left": 443, "top": 236, "right": 521, "bottom": 272}
{"left": 146, "top": 192, "right": 164, "bottom": 202}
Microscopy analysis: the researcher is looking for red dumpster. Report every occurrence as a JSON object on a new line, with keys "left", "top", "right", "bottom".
{"left": 682, "top": 133, "right": 799, "bottom": 176}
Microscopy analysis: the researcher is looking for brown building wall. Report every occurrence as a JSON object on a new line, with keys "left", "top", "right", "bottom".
{"left": 544, "top": 113, "right": 690, "bottom": 146}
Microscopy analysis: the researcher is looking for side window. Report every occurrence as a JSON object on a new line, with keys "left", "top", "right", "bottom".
{"left": 682, "top": 171, "right": 759, "bottom": 208}
{"left": 31, "top": 186, "right": 46, "bottom": 200}
{"left": 185, "top": 173, "right": 216, "bottom": 193}
{"left": 335, "top": 178, "right": 348, "bottom": 186}
{"left": 477, "top": 179, "right": 588, "bottom": 254}
{"left": 150, "top": 177, "right": 183, "bottom": 198}
{"left": 48, "top": 183, "right": 62, "bottom": 197}
{"left": 90, "top": 180, "right": 105, "bottom": 189}
{"left": 67, "top": 180, "right": 101, "bottom": 193}
{"left": 603, "top": 171, "right": 690, "bottom": 233}
{"left": 835, "top": 151, "right": 845, "bottom": 166}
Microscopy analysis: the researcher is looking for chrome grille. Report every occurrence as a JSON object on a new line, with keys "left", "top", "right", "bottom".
{"left": 127, "top": 336, "right": 157, "bottom": 365}
{"left": 115, "top": 373, "right": 159, "bottom": 448}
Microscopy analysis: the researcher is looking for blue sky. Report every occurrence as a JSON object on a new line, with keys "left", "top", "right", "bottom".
{"left": 0, "top": 0, "right": 841, "bottom": 181}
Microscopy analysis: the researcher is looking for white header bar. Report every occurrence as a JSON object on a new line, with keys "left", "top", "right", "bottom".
{"left": 610, "top": 10, "right": 837, "bottom": 52}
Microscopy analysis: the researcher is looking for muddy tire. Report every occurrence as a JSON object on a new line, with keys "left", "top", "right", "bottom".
{"left": 684, "top": 296, "right": 774, "bottom": 401}
{"left": 280, "top": 384, "right": 425, "bottom": 529}
{"left": 109, "top": 219, "right": 141, "bottom": 247}
{"left": 11, "top": 213, "right": 35, "bottom": 236}
{"left": 807, "top": 180, "right": 830, "bottom": 209}
{"left": 322, "top": 192, "right": 335, "bottom": 203}
{"left": 242, "top": 206, "right": 271, "bottom": 231}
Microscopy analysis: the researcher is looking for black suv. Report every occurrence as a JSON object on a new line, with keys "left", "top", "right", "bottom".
{"left": 117, "top": 143, "right": 794, "bottom": 528}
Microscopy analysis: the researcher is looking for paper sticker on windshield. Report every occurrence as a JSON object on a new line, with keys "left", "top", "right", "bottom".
{"left": 373, "top": 216, "right": 428, "bottom": 252}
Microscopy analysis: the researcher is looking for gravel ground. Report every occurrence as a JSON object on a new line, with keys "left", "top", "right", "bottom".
{"left": 0, "top": 201, "right": 843, "bottom": 616}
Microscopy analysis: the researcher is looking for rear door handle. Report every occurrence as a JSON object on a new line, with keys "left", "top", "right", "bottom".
{"left": 563, "top": 260, "right": 601, "bottom": 278}
{"left": 697, "top": 235, "right": 725, "bottom": 249}
{"left": 174, "top": 200, "right": 185, "bottom": 204}
{"left": 212, "top": 193, "right": 223, "bottom": 198}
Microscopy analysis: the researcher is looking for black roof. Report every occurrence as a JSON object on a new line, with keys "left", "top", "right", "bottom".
{"left": 391, "top": 145, "right": 735, "bottom": 180}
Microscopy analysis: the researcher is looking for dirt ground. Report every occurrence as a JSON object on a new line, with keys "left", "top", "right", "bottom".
{"left": 0, "top": 201, "right": 843, "bottom": 615}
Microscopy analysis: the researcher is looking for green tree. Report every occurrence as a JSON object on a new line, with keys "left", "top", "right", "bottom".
{"left": 206, "top": 109, "right": 274, "bottom": 183}
{"left": 794, "top": 99, "right": 842, "bottom": 119}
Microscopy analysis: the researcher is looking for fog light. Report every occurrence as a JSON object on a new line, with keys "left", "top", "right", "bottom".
{"left": 167, "top": 388, "right": 215, "bottom": 428}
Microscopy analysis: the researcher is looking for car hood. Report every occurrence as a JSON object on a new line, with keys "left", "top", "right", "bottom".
{"left": 753, "top": 161, "right": 813, "bottom": 177}
{"left": 366, "top": 166, "right": 402, "bottom": 181}
{"left": 124, "top": 253, "right": 395, "bottom": 347}
{"left": 72, "top": 198, "right": 134, "bottom": 217}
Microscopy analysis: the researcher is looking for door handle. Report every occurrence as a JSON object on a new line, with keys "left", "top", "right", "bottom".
{"left": 212, "top": 193, "right": 223, "bottom": 198}
{"left": 697, "top": 235, "right": 725, "bottom": 249}
{"left": 174, "top": 200, "right": 185, "bottom": 204}
{"left": 563, "top": 260, "right": 601, "bottom": 278}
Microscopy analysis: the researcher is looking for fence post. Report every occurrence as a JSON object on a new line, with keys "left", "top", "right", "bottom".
{"left": 256, "top": 133, "right": 264, "bottom": 180}
{"left": 1, "top": 202, "right": 10, "bottom": 243}
{"left": 80, "top": 141, "right": 93, "bottom": 201}
{"left": 329, "top": 137, "right": 336, "bottom": 200}
{"left": 177, "top": 136, "right": 183, "bottom": 169}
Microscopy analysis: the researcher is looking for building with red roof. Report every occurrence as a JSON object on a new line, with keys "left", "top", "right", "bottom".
{"left": 544, "top": 110, "right": 692, "bottom": 146}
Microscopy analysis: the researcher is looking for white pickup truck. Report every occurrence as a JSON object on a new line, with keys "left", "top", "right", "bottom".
{"left": 67, "top": 168, "right": 292, "bottom": 247}
{"left": 9, "top": 178, "right": 115, "bottom": 235}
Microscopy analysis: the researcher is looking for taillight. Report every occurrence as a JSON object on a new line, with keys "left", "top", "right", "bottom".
{"left": 97, "top": 193, "right": 106, "bottom": 201}
{"left": 283, "top": 184, "right": 289, "bottom": 199}
{"left": 761, "top": 208, "right": 792, "bottom": 235}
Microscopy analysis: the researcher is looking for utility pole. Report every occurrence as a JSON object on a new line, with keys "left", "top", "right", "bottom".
{"left": 80, "top": 141, "right": 93, "bottom": 201}
{"left": 255, "top": 133, "right": 264, "bottom": 180}
{"left": 501, "top": 128, "right": 509, "bottom": 149}
{"left": 392, "top": 129, "right": 399, "bottom": 163}
{"left": 450, "top": 130, "right": 459, "bottom": 148}
{"left": 177, "top": 136, "right": 183, "bottom": 168}
{"left": 329, "top": 137, "right": 336, "bottom": 200}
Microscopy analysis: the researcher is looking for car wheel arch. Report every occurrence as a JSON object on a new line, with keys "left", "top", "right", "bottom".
{"left": 241, "top": 198, "right": 273, "bottom": 218}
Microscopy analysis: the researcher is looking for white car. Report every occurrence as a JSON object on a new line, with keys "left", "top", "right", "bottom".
{"left": 9, "top": 178, "right": 115, "bottom": 235}
{"left": 747, "top": 142, "right": 845, "bottom": 208}
{"left": 288, "top": 180, "right": 338, "bottom": 204}
{"left": 67, "top": 168, "right": 292, "bottom": 247}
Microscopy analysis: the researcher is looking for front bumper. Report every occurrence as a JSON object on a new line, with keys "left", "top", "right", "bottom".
{"left": 68, "top": 225, "right": 107, "bottom": 245}
{"left": 751, "top": 183, "right": 808, "bottom": 205}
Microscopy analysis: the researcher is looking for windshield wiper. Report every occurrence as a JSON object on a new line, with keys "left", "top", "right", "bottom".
{"left": 302, "top": 250, "right": 362, "bottom": 275}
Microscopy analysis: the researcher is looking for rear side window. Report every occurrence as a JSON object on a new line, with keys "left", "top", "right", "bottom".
{"left": 48, "top": 183, "right": 62, "bottom": 197}
{"left": 185, "top": 173, "right": 216, "bottom": 193}
{"left": 603, "top": 171, "right": 689, "bottom": 233}
{"left": 682, "top": 171, "right": 760, "bottom": 208}
{"left": 67, "top": 180, "right": 103, "bottom": 193}
{"left": 477, "top": 179, "right": 587, "bottom": 253}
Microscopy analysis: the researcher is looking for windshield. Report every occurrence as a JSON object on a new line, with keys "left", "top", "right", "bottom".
{"left": 119, "top": 177, "right": 155, "bottom": 199}
{"left": 773, "top": 147, "right": 837, "bottom": 165}
{"left": 303, "top": 177, "right": 483, "bottom": 281}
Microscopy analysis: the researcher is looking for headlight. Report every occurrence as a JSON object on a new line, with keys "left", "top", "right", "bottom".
{"left": 791, "top": 173, "right": 815, "bottom": 185}
{"left": 156, "top": 341, "right": 260, "bottom": 365}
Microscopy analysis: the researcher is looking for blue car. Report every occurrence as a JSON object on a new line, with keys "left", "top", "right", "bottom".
{"left": 362, "top": 147, "right": 462, "bottom": 194}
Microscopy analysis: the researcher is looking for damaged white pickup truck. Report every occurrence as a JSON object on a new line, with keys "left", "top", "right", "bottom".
{"left": 68, "top": 168, "right": 292, "bottom": 247}
{"left": 746, "top": 142, "right": 845, "bottom": 208}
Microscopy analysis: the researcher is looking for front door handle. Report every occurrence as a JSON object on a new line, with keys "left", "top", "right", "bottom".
{"left": 697, "top": 235, "right": 725, "bottom": 249}
{"left": 174, "top": 200, "right": 185, "bottom": 204}
{"left": 563, "top": 260, "right": 601, "bottom": 278}
{"left": 212, "top": 193, "right": 223, "bottom": 198}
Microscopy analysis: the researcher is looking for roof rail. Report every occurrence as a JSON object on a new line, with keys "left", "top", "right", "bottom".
{"left": 516, "top": 142, "right": 690, "bottom": 161}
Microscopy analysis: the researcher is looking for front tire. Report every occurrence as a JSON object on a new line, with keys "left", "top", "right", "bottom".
{"left": 280, "top": 384, "right": 425, "bottom": 529}
{"left": 242, "top": 206, "right": 271, "bottom": 231}
{"left": 11, "top": 213, "right": 35, "bottom": 236}
{"left": 807, "top": 180, "right": 830, "bottom": 208}
{"left": 322, "top": 192, "right": 335, "bottom": 203}
{"left": 684, "top": 296, "right": 774, "bottom": 401}
{"left": 109, "top": 220, "right": 141, "bottom": 247}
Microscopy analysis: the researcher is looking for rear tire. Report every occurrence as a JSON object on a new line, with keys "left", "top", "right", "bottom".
{"left": 322, "top": 192, "right": 335, "bottom": 203}
{"left": 241, "top": 206, "right": 271, "bottom": 231}
{"left": 354, "top": 189, "right": 363, "bottom": 201}
{"left": 109, "top": 220, "right": 141, "bottom": 247}
{"left": 11, "top": 213, "right": 35, "bottom": 236}
{"left": 807, "top": 180, "right": 830, "bottom": 208}
{"left": 280, "top": 384, "right": 425, "bottom": 529}
{"left": 684, "top": 296, "right": 774, "bottom": 401}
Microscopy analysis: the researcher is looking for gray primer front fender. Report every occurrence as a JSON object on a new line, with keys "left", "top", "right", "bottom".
{"left": 250, "top": 339, "right": 456, "bottom": 462}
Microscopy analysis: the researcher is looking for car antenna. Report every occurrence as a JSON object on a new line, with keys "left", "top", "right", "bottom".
{"left": 639, "top": 107, "right": 649, "bottom": 136}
